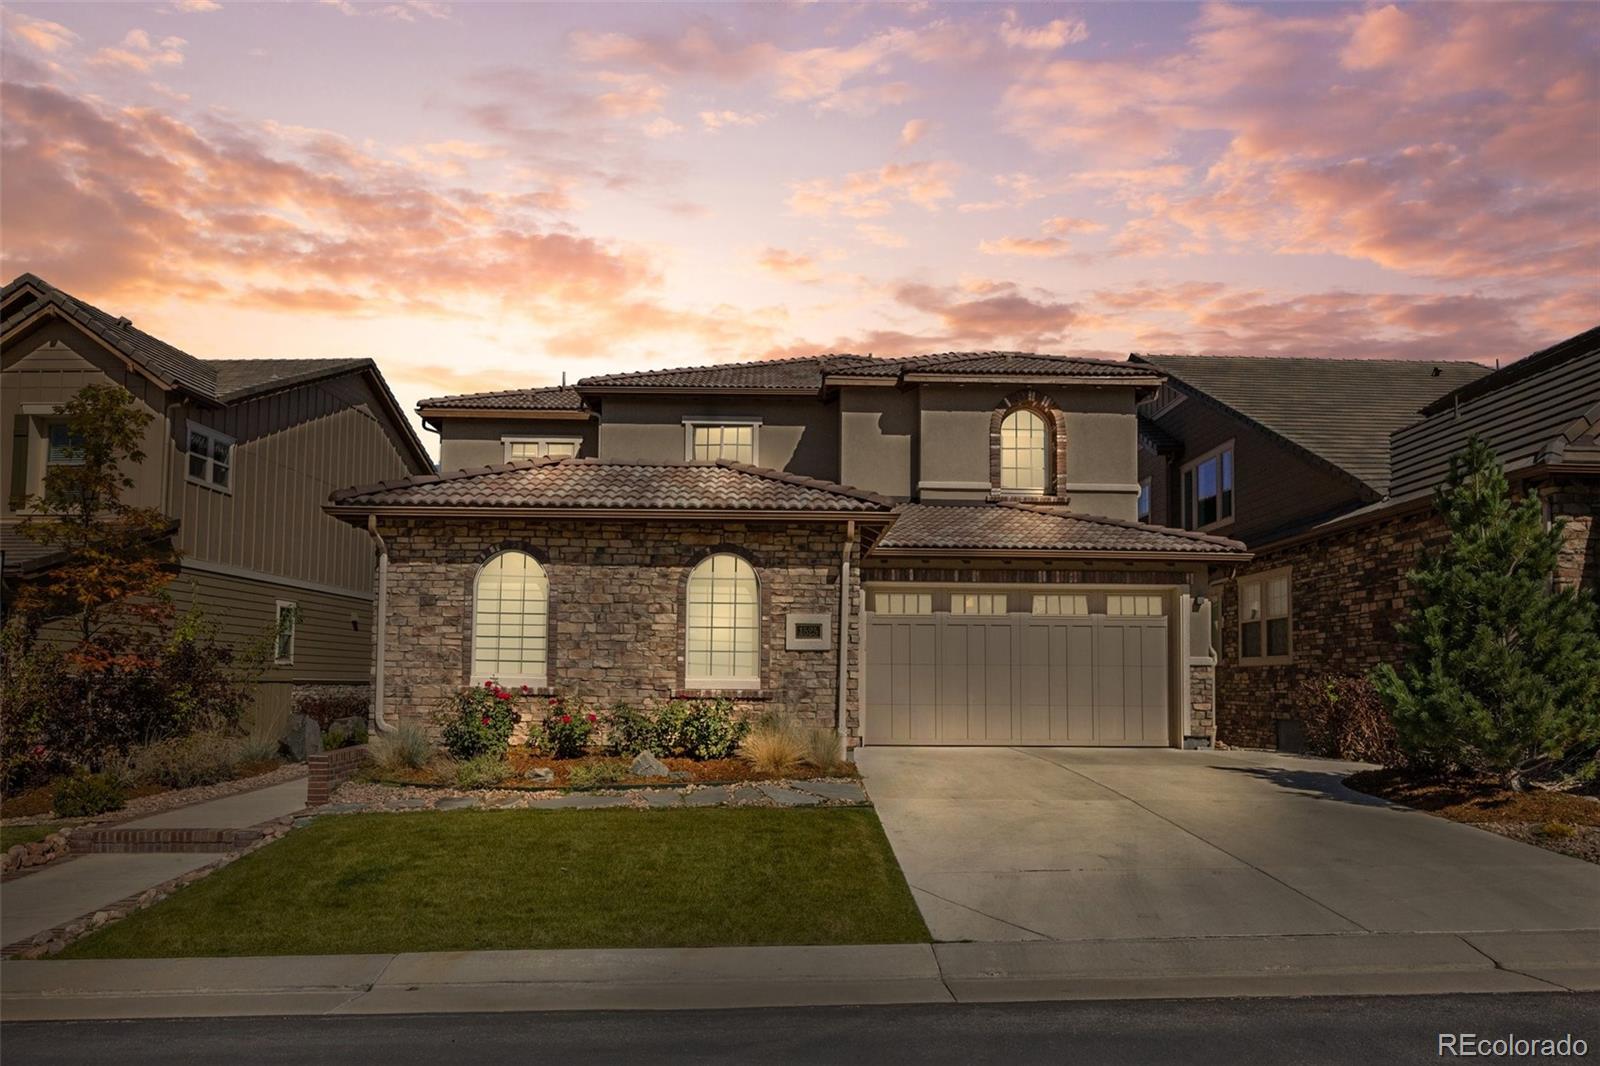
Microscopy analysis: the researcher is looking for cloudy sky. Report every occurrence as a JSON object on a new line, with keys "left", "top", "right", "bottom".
{"left": 2, "top": 1, "right": 1595, "bottom": 449}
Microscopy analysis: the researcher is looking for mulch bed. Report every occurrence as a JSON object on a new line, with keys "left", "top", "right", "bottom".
{"left": 1345, "top": 767, "right": 1600, "bottom": 864}
{"left": 1, "top": 760, "right": 290, "bottom": 822}
{"left": 372, "top": 749, "right": 860, "bottom": 791}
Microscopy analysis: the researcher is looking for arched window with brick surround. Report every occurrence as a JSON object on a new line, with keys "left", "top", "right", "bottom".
{"left": 471, "top": 550, "right": 549, "bottom": 686}
{"left": 999, "top": 408, "right": 1049, "bottom": 494}
{"left": 684, "top": 552, "right": 760, "bottom": 689}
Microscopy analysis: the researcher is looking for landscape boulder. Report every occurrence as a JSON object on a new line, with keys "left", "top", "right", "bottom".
{"left": 630, "top": 751, "right": 671, "bottom": 778}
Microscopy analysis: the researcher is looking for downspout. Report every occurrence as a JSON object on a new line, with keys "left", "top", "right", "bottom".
{"left": 837, "top": 519, "right": 855, "bottom": 762}
{"left": 366, "top": 515, "right": 392, "bottom": 733}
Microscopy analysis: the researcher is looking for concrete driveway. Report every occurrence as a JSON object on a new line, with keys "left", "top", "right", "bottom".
{"left": 857, "top": 746, "right": 1600, "bottom": 943}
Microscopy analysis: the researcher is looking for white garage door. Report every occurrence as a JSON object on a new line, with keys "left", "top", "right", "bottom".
{"left": 863, "top": 593, "right": 1170, "bottom": 746}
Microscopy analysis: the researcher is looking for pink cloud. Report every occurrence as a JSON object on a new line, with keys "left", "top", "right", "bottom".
{"left": 89, "top": 29, "right": 187, "bottom": 72}
{"left": 788, "top": 160, "right": 959, "bottom": 218}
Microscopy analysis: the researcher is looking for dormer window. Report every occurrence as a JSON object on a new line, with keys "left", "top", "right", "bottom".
{"left": 998, "top": 409, "right": 1048, "bottom": 494}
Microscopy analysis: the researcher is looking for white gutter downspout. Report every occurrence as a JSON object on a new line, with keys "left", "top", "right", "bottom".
{"left": 838, "top": 519, "right": 855, "bottom": 762}
{"left": 366, "top": 515, "right": 393, "bottom": 733}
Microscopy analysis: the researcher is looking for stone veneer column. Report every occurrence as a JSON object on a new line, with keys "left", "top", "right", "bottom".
{"left": 1187, "top": 663, "right": 1216, "bottom": 743}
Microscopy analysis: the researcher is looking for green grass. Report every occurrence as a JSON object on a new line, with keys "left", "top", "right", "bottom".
{"left": 60, "top": 808, "right": 929, "bottom": 958}
{"left": 1, "top": 824, "right": 61, "bottom": 850}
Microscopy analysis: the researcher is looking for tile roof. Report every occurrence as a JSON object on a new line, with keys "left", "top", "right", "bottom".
{"left": 417, "top": 385, "right": 589, "bottom": 411}
{"left": 893, "top": 352, "right": 1160, "bottom": 379}
{"left": 577, "top": 355, "right": 863, "bottom": 391}
{"left": 1132, "top": 353, "right": 1490, "bottom": 494}
{"left": 328, "top": 458, "right": 896, "bottom": 513}
{"left": 873, "top": 502, "right": 1249, "bottom": 556}
{"left": 209, "top": 358, "right": 373, "bottom": 400}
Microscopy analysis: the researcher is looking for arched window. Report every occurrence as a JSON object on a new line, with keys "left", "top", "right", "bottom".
{"left": 472, "top": 551, "right": 548, "bottom": 685}
{"left": 999, "top": 408, "right": 1049, "bottom": 493}
{"left": 685, "top": 553, "right": 759, "bottom": 687}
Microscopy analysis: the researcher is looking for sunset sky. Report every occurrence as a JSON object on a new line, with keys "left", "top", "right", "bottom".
{"left": 3, "top": 1, "right": 1596, "bottom": 452}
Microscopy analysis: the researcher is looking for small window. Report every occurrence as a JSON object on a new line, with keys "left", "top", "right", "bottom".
{"left": 685, "top": 553, "right": 760, "bottom": 687}
{"left": 186, "top": 423, "right": 235, "bottom": 493}
{"left": 999, "top": 409, "right": 1048, "bottom": 494}
{"left": 1137, "top": 478, "right": 1152, "bottom": 523}
{"left": 274, "top": 601, "right": 297, "bottom": 665}
{"left": 1032, "top": 594, "right": 1089, "bottom": 616}
{"left": 686, "top": 421, "right": 758, "bottom": 463}
{"left": 873, "top": 592, "right": 932, "bottom": 615}
{"left": 46, "top": 422, "right": 85, "bottom": 467}
{"left": 950, "top": 593, "right": 1007, "bottom": 615}
{"left": 1181, "top": 443, "right": 1233, "bottom": 530}
{"left": 1107, "top": 594, "right": 1164, "bottom": 617}
{"left": 1239, "top": 569, "right": 1291, "bottom": 663}
{"left": 504, "top": 438, "right": 581, "bottom": 461}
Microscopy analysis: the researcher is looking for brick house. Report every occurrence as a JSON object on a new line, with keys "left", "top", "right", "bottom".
{"left": 1134, "top": 327, "right": 1600, "bottom": 749}
{"left": 326, "top": 354, "right": 1251, "bottom": 752}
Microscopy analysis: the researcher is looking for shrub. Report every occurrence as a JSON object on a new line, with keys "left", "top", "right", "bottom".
{"left": 567, "top": 759, "right": 629, "bottom": 788}
{"left": 1296, "top": 675, "right": 1402, "bottom": 766}
{"left": 296, "top": 691, "right": 370, "bottom": 734}
{"left": 801, "top": 726, "right": 847, "bottom": 774}
{"left": 738, "top": 717, "right": 804, "bottom": 775}
{"left": 372, "top": 722, "right": 434, "bottom": 772}
{"left": 325, "top": 723, "right": 369, "bottom": 750}
{"left": 453, "top": 754, "right": 509, "bottom": 789}
{"left": 126, "top": 732, "right": 250, "bottom": 789}
{"left": 435, "top": 681, "right": 526, "bottom": 760}
{"left": 238, "top": 736, "right": 282, "bottom": 765}
{"left": 678, "top": 698, "right": 747, "bottom": 760}
{"left": 606, "top": 703, "right": 667, "bottom": 757}
{"left": 53, "top": 772, "right": 126, "bottom": 817}
{"left": 542, "top": 694, "right": 599, "bottom": 759}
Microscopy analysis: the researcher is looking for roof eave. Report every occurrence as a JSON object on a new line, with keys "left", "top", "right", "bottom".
{"left": 2, "top": 302, "right": 189, "bottom": 399}
{"left": 415, "top": 406, "right": 594, "bottom": 420}
{"left": 576, "top": 385, "right": 819, "bottom": 396}
{"left": 866, "top": 545, "right": 1250, "bottom": 562}
{"left": 901, "top": 372, "right": 1165, "bottom": 387}
{"left": 325, "top": 504, "right": 895, "bottom": 524}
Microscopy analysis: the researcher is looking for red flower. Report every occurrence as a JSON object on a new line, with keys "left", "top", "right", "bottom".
{"left": 561, "top": 714, "right": 572, "bottom": 724}
{"left": 481, "top": 716, "right": 490, "bottom": 725}
{"left": 484, "top": 680, "right": 494, "bottom": 689}
{"left": 586, "top": 713, "right": 597, "bottom": 723}
{"left": 548, "top": 697, "right": 559, "bottom": 706}
{"left": 521, "top": 685, "right": 531, "bottom": 695}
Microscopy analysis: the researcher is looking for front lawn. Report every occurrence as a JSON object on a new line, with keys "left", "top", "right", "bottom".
{"left": 60, "top": 807, "right": 929, "bottom": 958}
{"left": 1, "top": 823, "right": 62, "bottom": 850}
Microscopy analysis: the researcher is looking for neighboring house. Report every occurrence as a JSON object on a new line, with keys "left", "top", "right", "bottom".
{"left": 1, "top": 273, "right": 434, "bottom": 736}
{"left": 332, "top": 354, "right": 1251, "bottom": 752}
{"left": 1133, "top": 328, "right": 1600, "bottom": 749}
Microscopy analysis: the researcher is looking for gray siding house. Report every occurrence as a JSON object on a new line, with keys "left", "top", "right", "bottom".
{"left": 337, "top": 353, "right": 1250, "bottom": 753}
{"left": 1, "top": 274, "right": 434, "bottom": 736}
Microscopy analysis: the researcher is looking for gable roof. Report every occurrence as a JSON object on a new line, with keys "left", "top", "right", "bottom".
{"left": 1388, "top": 327, "right": 1600, "bottom": 499}
{"left": 1131, "top": 353, "right": 1490, "bottom": 494}
{"left": 872, "top": 501, "right": 1248, "bottom": 559}
{"left": 327, "top": 457, "right": 895, "bottom": 516}
{"left": 208, "top": 358, "right": 373, "bottom": 401}
{"left": 417, "top": 385, "right": 588, "bottom": 411}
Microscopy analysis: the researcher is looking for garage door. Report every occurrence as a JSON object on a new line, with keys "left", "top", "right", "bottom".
{"left": 863, "top": 593, "right": 1169, "bottom": 746}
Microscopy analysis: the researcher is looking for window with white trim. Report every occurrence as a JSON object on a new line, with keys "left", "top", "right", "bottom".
{"left": 950, "top": 593, "right": 1007, "bottom": 615}
{"left": 998, "top": 409, "right": 1048, "bottom": 493}
{"left": 1107, "top": 594, "right": 1164, "bottom": 617}
{"left": 1137, "top": 477, "right": 1152, "bottom": 523}
{"left": 186, "top": 422, "right": 234, "bottom": 493}
{"left": 1239, "top": 569, "right": 1291, "bottom": 662}
{"left": 472, "top": 551, "right": 549, "bottom": 685}
{"left": 1181, "top": 442, "right": 1233, "bottom": 530}
{"left": 1032, "top": 593, "right": 1089, "bottom": 616}
{"left": 873, "top": 592, "right": 932, "bottom": 615}
{"left": 685, "top": 421, "right": 758, "bottom": 463}
{"left": 685, "top": 553, "right": 759, "bottom": 687}
{"left": 503, "top": 437, "right": 581, "bottom": 461}
{"left": 274, "top": 601, "right": 297, "bottom": 665}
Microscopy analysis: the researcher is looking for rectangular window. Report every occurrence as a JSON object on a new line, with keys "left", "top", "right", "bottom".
{"left": 1239, "top": 569, "right": 1291, "bottom": 663}
{"left": 1032, "top": 593, "right": 1089, "bottom": 616}
{"left": 186, "top": 423, "right": 234, "bottom": 493}
{"left": 46, "top": 422, "right": 85, "bottom": 467}
{"left": 1137, "top": 477, "right": 1152, "bottom": 523}
{"left": 873, "top": 592, "right": 932, "bottom": 615}
{"left": 950, "top": 593, "right": 1007, "bottom": 615}
{"left": 1107, "top": 594, "right": 1164, "bottom": 617}
{"left": 504, "top": 437, "right": 581, "bottom": 461}
{"left": 685, "top": 421, "right": 758, "bottom": 463}
{"left": 274, "top": 601, "right": 296, "bottom": 665}
{"left": 1182, "top": 443, "right": 1234, "bottom": 530}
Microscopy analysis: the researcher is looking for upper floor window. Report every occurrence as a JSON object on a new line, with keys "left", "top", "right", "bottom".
{"left": 274, "top": 601, "right": 297, "bottom": 665}
{"left": 999, "top": 409, "right": 1048, "bottom": 494}
{"left": 685, "top": 553, "right": 759, "bottom": 688}
{"left": 504, "top": 437, "right": 580, "bottom": 461}
{"left": 1137, "top": 477, "right": 1152, "bottom": 523}
{"left": 685, "top": 420, "right": 758, "bottom": 464}
{"left": 1182, "top": 442, "right": 1233, "bottom": 530}
{"left": 472, "top": 551, "right": 549, "bottom": 685}
{"left": 46, "top": 422, "right": 85, "bottom": 468}
{"left": 1239, "top": 569, "right": 1291, "bottom": 663}
{"left": 186, "top": 422, "right": 234, "bottom": 494}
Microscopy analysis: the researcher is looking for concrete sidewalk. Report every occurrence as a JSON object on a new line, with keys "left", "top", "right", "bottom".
{"left": 3, "top": 929, "right": 1595, "bottom": 1020}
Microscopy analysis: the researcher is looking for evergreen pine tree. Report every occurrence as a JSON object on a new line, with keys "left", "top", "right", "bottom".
{"left": 1373, "top": 437, "right": 1600, "bottom": 787}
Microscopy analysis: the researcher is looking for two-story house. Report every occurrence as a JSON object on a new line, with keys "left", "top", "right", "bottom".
{"left": 328, "top": 353, "right": 1250, "bottom": 753}
{"left": 1132, "top": 328, "right": 1599, "bottom": 749}
{"left": 1, "top": 274, "right": 434, "bottom": 737}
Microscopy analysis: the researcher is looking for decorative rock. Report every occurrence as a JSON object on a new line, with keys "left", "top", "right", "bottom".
{"left": 530, "top": 794, "right": 628, "bottom": 809}
{"left": 727, "top": 785, "right": 766, "bottom": 806}
{"left": 636, "top": 790, "right": 682, "bottom": 808}
{"left": 667, "top": 770, "right": 693, "bottom": 782}
{"left": 91, "top": 911, "right": 111, "bottom": 928}
{"left": 629, "top": 751, "right": 671, "bottom": 778}
{"left": 280, "top": 713, "right": 324, "bottom": 762}
{"left": 524, "top": 767, "right": 555, "bottom": 783}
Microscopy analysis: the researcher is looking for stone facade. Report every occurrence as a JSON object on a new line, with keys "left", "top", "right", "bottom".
{"left": 1216, "top": 474, "right": 1598, "bottom": 749}
{"left": 1187, "top": 663, "right": 1215, "bottom": 741}
{"left": 378, "top": 517, "right": 862, "bottom": 740}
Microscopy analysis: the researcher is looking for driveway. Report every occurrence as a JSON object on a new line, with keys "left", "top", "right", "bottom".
{"left": 857, "top": 746, "right": 1600, "bottom": 942}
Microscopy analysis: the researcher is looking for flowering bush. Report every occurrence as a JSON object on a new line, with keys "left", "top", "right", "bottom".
{"left": 604, "top": 698, "right": 747, "bottom": 759}
{"left": 606, "top": 703, "right": 669, "bottom": 757}
{"left": 678, "top": 698, "right": 747, "bottom": 759}
{"left": 435, "top": 681, "right": 526, "bottom": 761}
{"left": 542, "top": 694, "right": 599, "bottom": 759}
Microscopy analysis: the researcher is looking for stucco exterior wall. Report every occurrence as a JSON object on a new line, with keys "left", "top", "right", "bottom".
{"left": 596, "top": 395, "right": 840, "bottom": 480}
{"left": 377, "top": 517, "right": 862, "bottom": 739}
{"left": 839, "top": 387, "right": 916, "bottom": 500}
{"left": 437, "top": 417, "right": 598, "bottom": 471}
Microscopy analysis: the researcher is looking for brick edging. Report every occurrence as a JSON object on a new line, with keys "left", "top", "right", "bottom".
{"left": 308, "top": 745, "right": 374, "bottom": 806}
{"left": 68, "top": 828, "right": 266, "bottom": 854}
